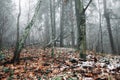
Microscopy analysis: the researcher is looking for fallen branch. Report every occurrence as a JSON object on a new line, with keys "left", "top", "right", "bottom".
{"left": 45, "top": 34, "right": 60, "bottom": 47}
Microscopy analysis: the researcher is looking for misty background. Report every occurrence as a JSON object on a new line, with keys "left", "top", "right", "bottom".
{"left": 0, "top": 0, "right": 120, "bottom": 54}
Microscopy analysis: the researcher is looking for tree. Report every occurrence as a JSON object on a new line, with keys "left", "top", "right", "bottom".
{"left": 60, "top": 0, "right": 65, "bottom": 47}
{"left": 50, "top": 0, "right": 56, "bottom": 47}
{"left": 103, "top": 0, "right": 116, "bottom": 53}
{"left": 0, "top": 0, "right": 12, "bottom": 50}
{"left": 75, "top": 0, "right": 92, "bottom": 57}
{"left": 70, "top": 0, "right": 75, "bottom": 47}
{"left": 12, "top": 0, "right": 42, "bottom": 63}
{"left": 0, "top": 14, "right": 4, "bottom": 50}
{"left": 98, "top": 0, "right": 103, "bottom": 53}
{"left": 15, "top": 0, "right": 21, "bottom": 52}
{"left": 26, "top": 0, "right": 31, "bottom": 45}
{"left": 44, "top": 13, "right": 50, "bottom": 44}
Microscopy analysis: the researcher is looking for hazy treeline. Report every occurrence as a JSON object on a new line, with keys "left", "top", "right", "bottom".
{"left": 0, "top": 0, "right": 120, "bottom": 54}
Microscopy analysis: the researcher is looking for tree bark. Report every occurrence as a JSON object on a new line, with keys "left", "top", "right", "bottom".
{"left": 103, "top": 0, "right": 116, "bottom": 54}
{"left": 50, "top": 0, "right": 56, "bottom": 47}
{"left": 98, "top": 0, "right": 103, "bottom": 53}
{"left": 70, "top": 0, "right": 75, "bottom": 47}
{"left": 60, "top": 0, "right": 65, "bottom": 47}
{"left": 0, "top": 27, "right": 2, "bottom": 50}
{"left": 13, "top": 0, "right": 21, "bottom": 62}
{"left": 0, "top": 11, "right": 5, "bottom": 50}
{"left": 75, "top": 0, "right": 81, "bottom": 49}
{"left": 12, "top": 0, "right": 41, "bottom": 63}
{"left": 75, "top": 0, "right": 92, "bottom": 58}
{"left": 27, "top": 0, "right": 31, "bottom": 45}
{"left": 45, "top": 13, "right": 50, "bottom": 44}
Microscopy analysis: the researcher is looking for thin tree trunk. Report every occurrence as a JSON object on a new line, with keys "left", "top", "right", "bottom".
{"left": 75, "top": 0, "right": 81, "bottom": 49}
{"left": 60, "top": 0, "right": 65, "bottom": 47}
{"left": 12, "top": 0, "right": 21, "bottom": 62}
{"left": 27, "top": 0, "right": 31, "bottom": 45}
{"left": 115, "top": 24, "right": 119, "bottom": 54}
{"left": 53, "top": 0, "right": 56, "bottom": 46}
{"left": 45, "top": 13, "right": 50, "bottom": 44}
{"left": 70, "top": 0, "right": 75, "bottom": 47}
{"left": 50, "top": 0, "right": 56, "bottom": 47}
{"left": 12, "top": 0, "right": 41, "bottom": 63}
{"left": 103, "top": 0, "right": 116, "bottom": 54}
{"left": 0, "top": 27, "right": 2, "bottom": 50}
{"left": 98, "top": 0, "right": 103, "bottom": 53}
{"left": 16, "top": 0, "right": 21, "bottom": 47}
{"left": 0, "top": 11, "right": 5, "bottom": 50}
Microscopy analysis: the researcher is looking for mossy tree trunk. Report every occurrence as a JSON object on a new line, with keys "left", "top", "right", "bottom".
{"left": 12, "top": 0, "right": 41, "bottom": 63}
{"left": 75, "top": 0, "right": 92, "bottom": 58}
{"left": 14, "top": 0, "right": 21, "bottom": 62}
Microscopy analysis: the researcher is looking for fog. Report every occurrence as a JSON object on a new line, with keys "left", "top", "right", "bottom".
{"left": 0, "top": 0, "right": 120, "bottom": 54}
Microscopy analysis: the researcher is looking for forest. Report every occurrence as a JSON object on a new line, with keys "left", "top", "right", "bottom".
{"left": 0, "top": 0, "right": 120, "bottom": 80}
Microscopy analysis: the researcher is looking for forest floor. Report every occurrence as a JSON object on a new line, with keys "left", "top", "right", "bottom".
{"left": 0, "top": 47, "right": 120, "bottom": 80}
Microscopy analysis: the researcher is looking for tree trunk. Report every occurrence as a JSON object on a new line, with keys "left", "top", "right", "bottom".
{"left": 75, "top": 0, "right": 86, "bottom": 51}
{"left": 0, "top": 11, "right": 5, "bottom": 50}
{"left": 0, "top": 29, "right": 2, "bottom": 50}
{"left": 60, "top": 0, "right": 65, "bottom": 47}
{"left": 53, "top": 0, "right": 56, "bottom": 46}
{"left": 75, "top": 0, "right": 80, "bottom": 49}
{"left": 103, "top": 0, "right": 116, "bottom": 54}
{"left": 98, "top": 0, "right": 103, "bottom": 53}
{"left": 79, "top": 12, "right": 86, "bottom": 55}
{"left": 75, "top": 0, "right": 92, "bottom": 58}
{"left": 14, "top": 0, "right": 21, "bottom": 61}
{"left": 45, "top": 13, "right": 50, "bottom": 44}
{"left": 115, "top": 24, "right": 119, "bottom": 54}
{"left": 12, "top": 0, "right": 41, "bottom": 63}
{"left": 70, "top": 0, "right": 75, "bottom": 47}
{"left": 27, "top": 0, "right": 31, "bottom": 45}
{"left": 50, "top": 0, "right": 56, "bottom": 47}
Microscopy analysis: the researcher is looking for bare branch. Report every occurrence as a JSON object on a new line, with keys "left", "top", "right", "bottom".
{"left": 83, "top": 0, "right": 92, "bottom": 13}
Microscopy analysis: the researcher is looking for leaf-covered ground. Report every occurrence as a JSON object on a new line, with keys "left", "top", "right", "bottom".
{"left": 0, "top": 47, "right": 120, "bottom": 80}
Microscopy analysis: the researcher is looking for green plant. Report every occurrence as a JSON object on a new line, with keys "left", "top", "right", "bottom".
{"left": 51, "top": 48, "right": 54, "bottom": 57}
{"left": 6, "top": 69, "right": 14, "bottom": 80}
{"left": 38, "top": 77, "right": 41, "bottom": 80}
{"left": 0, "top": 51, "right": 5, "bottom": 61}
{"left": 3, "top": 67, "right": 10, "bottom": 73}
{"left": 7, "top": 77, "right": 13, "bottom": 80}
